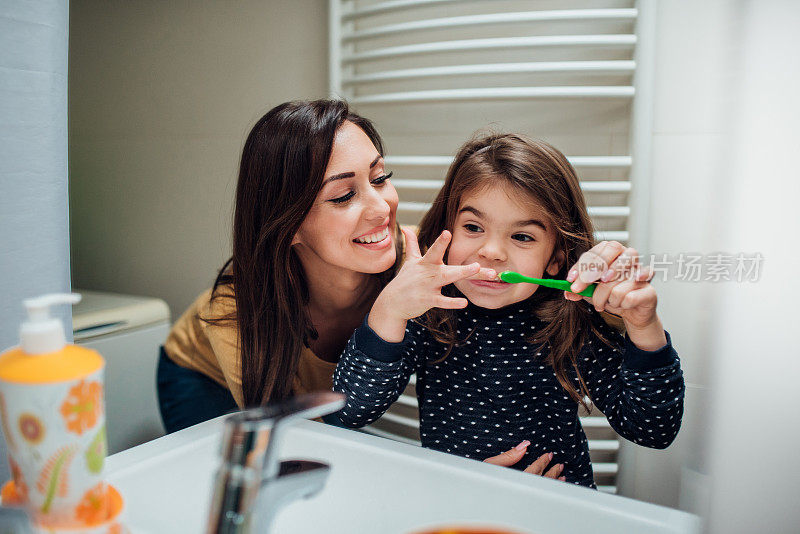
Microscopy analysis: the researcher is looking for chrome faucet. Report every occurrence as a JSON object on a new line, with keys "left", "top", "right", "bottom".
{"left": 206, "top": 391, "right": 345, "bottom": 534}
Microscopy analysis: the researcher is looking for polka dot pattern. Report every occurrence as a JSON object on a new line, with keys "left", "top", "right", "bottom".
{"left": 334, "top": 302, "right": 685, "bottom": 489}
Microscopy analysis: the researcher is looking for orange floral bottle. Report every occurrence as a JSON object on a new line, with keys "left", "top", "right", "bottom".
{"left": 0, "top": 294, "right": 110, "bottom": 529}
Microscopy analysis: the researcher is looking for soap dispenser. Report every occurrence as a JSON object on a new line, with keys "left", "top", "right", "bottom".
{"left": 0, "top": 293, "right": 112, "bottom": 530}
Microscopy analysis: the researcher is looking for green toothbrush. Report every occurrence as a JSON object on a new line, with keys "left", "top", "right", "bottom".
{"left": 498, "top": 270, "right": 597, "bottom": 298}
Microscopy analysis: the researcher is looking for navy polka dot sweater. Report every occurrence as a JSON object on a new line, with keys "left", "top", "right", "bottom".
{"left": 333, "top": 299, "right": 685, "bottom": 488}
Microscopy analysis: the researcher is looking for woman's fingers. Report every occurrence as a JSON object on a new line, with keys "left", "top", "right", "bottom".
{"left": 421, "top": 230, "right": 451, "bottom": 265}
{"left": 543, "top": 463, "right": 564, "bottom": 479}
{"left": 485, "top": 446, "right": 567, "bottom": 483}
{"left": 522, "top": 452, "right": 553, "bottom": 475}
{"left": 401, "top": 226, "right": 422, "bottom": 260}
{"left": 483, "top": 441, "right": 529, "bottom": 466}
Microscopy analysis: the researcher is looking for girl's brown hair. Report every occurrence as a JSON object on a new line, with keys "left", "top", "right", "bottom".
{"left": 417, "top": 133, "right": 612, "bottom": 411}
{"left": 206, "top": 100, "right": 401, "bottom": 407}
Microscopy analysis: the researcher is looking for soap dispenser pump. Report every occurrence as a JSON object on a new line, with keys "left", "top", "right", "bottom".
{"left": 19, "top": 293, "right": 81, "bottom": 354}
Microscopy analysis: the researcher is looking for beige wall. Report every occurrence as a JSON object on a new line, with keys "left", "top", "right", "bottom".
{"left": 69, "top": 0, "right": 329, "bottom": 318}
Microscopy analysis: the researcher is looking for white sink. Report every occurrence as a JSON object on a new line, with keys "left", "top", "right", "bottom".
{"left": 107, "top": 417, "right": 701, "bottom": 534}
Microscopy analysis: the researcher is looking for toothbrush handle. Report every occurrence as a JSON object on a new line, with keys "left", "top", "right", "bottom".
{"left": 498, "top": 271, "right": 597, "bottom": 298}
{"left": 576, "top": 284, "right": 596, "bottom": 298}
{"left": 541, "top": 279, "right": 596, "bottom": 298}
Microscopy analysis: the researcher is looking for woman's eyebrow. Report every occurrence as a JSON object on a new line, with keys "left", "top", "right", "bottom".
{"left": 324, "top": 172, "right": 354, "bottom": 183}
{"left": 324, "top": 155, "right": 383, "bottom": 184}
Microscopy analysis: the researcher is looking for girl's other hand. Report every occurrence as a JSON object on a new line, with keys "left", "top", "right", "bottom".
{"left": 369, "top": 228, "right": 495, "bottom": 342}
{"left": 565, "top": 241, "right": 667, "bottom": 350}
{"left": 483, "top": 442, "right": 566, "bottom": 482}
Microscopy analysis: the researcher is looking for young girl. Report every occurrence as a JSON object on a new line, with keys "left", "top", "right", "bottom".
{"left": 333, "top": 133, "right": 684, "bottom": 489}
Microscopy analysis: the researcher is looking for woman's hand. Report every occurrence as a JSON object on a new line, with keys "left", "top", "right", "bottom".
{"left": 565, "top": 241, "right": 667, "bottom": 351}
{"left": 483, "top": 441, "right": 566, "bottom": 481}
{"left": 368, "top": 228, "right": 496, "bottom": 342}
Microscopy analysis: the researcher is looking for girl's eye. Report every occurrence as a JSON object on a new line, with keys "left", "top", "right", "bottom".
{"left": 370, "top": 171, "right": 393, "bottom": 185}
{"left": 512, "top": 233, "right": 535, "bottom": 243}
{"left": 330, "top": 191, "right": 355, "bottom": 204}
{"left": 464, "top": 223, "right": 482, "bottom": 233}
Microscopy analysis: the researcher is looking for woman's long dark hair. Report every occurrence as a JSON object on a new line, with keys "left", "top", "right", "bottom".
{"left": 206, "top": 100, "right": 401, "bottom": 407}
{"left": 417, "top": 133, "right": 613, "bottom": 411}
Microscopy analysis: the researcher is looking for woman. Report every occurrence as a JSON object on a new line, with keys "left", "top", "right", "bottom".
{"left": 157, "top": 100, "right": 405, "bottom": 432}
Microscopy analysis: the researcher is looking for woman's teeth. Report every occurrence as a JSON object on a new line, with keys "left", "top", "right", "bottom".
{"left": 354, "top": 228, "right": 389, "bottom": 244}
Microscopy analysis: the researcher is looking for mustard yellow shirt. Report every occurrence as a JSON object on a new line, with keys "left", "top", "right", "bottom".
{"left": 163, "top": 286, "right": 337, "bottom": 409}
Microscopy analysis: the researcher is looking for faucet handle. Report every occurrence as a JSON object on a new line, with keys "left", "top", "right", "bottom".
{"left": 260, "top": 391, "right": 344, "bottom": 479}
{"left": 218, "top": 391, "right": 345, "bottom": 474}
{"left": 255, "top": 390, "right": 345, "bottom": 422}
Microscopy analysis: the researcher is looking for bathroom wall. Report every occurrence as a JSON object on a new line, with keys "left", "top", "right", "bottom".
{"left": 704, "top": 3, "right": 800, "bottom": 530}
{"left": 616, "top": 0, "right": 734, "bottom": 510}
{"left": 68, "top": 0, "right": 329, "bottom": 318}
{"left": 0, "top": 0, "right": 71, "bottom": 483}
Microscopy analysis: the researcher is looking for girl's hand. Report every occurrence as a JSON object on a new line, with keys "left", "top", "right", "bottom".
{"left": 368, "top": 228, "right": 496, "bottom": 342}
{"left": 483, "top": 442, "right": 566, "bottom": 481}
{"left": 565, "top": 241, "right": 667, "bottom": 351}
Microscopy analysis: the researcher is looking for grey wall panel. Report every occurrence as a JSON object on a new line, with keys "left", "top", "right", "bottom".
{"left": 0, "top": 0, "right": 71, "bottom": 482}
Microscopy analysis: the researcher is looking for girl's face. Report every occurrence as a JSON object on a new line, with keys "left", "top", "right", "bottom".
{"left": 447, "top": 180, "right": 563, "bottom": 309}
{"left": 293, "top": 121, "right": 398, "bottom": 276}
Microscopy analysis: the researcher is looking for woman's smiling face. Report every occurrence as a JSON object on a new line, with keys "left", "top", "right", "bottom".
{"left": 447, "top": 180, "right": 563, "bottom": 309}
{"left": 293, "top": 120, "right": 398, "bottom": 275}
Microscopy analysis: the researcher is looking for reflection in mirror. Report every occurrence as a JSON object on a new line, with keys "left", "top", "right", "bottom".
{"left": 62, "top": 1, "right": 798, "bottom": 530}
{"left": 66, "top": 0, "right": 684, "bottom": 510}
